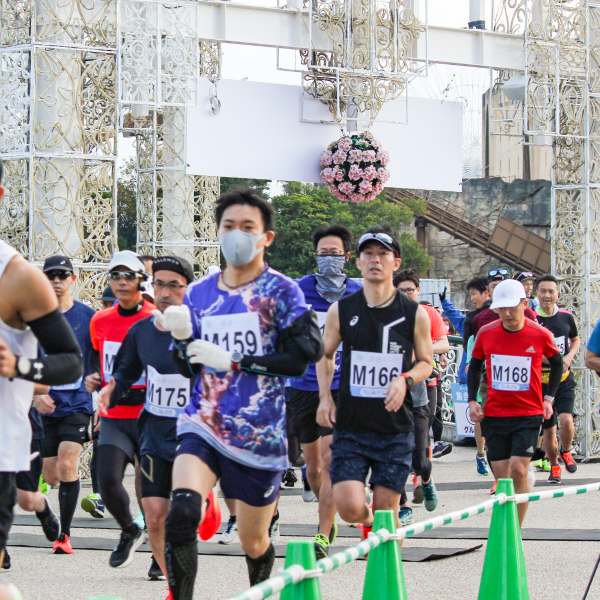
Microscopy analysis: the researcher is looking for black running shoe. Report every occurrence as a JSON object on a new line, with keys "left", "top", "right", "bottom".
{"left": 37, "top": 498, "right": 61, "bottom": 542}
{"left": 2, "top": 549, "right": 10, "bottom": 570}
{"left": 148, "top": 555, "right": 165, "bottom": 580}
{"left": 109, "top": 524, "right": 146, "bottom": 568}
{"left": 282, "top": 468, "right": 298, "bottom": 488}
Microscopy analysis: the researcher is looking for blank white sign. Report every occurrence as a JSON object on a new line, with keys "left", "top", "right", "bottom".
{"left": 186, "top": 79, "right": 463, "bottom": 192}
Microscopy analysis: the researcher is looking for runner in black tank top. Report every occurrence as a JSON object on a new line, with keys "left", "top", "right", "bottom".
{"left": 316, "top": 227, "right": 433, "bottom": 539}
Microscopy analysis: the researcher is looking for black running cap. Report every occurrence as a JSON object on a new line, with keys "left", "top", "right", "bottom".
{"left": 43, "top": 255, "right": 73, "bottom": 272}
{"left": 99, "top": 286, "right": 116, "bottom": 302}
{"left": 153, "top": 256, "right": 194, "bottom": 283}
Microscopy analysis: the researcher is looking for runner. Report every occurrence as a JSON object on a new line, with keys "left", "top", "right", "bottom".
{"left": 516, "top": 271, "right": 539, "bottom": 310}
{"left": 36, "top": 255, "right": 96, "bottom": 554}
{"left": 0, "top": 159, "right": 84, "bottom": 578}
{"left": 468, "top": 279, "right": 563, "bottom": 525}
{"left": 288, "top": 224, "right": 362, "bottom": 558}
{"left": 316, "top": 227, "right": 434, "bottom": 541}
{"left": 84, "top": 251, "right": 155, "bottom": 568}
{"left": 96, "top": 255, "right": 195, "bottom": 582}
{"left": 535, "top": 274, "right": 580, "bottom": 482}
{"left": 157, "top": 190, "right": 323, "bottom": 599}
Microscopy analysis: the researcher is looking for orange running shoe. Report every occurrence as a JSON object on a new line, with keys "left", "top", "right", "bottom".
{"left": 489, "top": 480, "right": 497, "bottom": 495}
{"left": 198, "top": 489, "right": 221, "bottom": 541}
{"left": 548, "top": 464, "right": 562, "bottom": 484}
{"left": 53, "top": 533, "right": 73, "bottom": 554}
{"left": 165, "top": 587, "right": 174, "bottom": 600}
{"left": 560, "top": 449, "right": 578, "bottom": 473}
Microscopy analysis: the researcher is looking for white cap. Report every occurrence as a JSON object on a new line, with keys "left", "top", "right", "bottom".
{"left": 206, "top": 265, "right": 221, "bottom": 276}
{"left": 490, "top": 279, "right": 527, "bottom": 309}
{"left": 108, "top": 250, "right": 145, "bottom": 273}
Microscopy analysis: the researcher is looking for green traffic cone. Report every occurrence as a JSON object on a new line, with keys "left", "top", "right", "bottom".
{"left": 478, "top": 478, "right": 529, "bottom": 600}
{"left": 280, "top": 540, "right": 322, "bottom": 600}
{"left": 362, "top": 510, "right": 408, "bottom": 600}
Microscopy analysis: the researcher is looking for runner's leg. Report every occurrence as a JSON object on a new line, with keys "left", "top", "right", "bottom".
{"left": 55, "top": 441, "right": 82, "bottom": 538}
{"left": 302, "top": 439, "right": 322, "bottom": 499}
{"left": 0, "top": 473, "right": 17, "bottom": 568}
{"left": 558, "top": 412, "right": 575, "bottom": 452}
{"left": 333, "top": 481, "right": 373, "bottom": 527}
{"left": 317, "top": 435, "right": 336, "bottom": 537}
{"left": 97, "top": 445, "right": 132, "bottom": 530}
{"left": 143, "top": 496, "right": 169, "bottom": 577}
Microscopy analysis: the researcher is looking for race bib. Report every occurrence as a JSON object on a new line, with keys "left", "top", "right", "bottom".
{"left": 491, "top": 354, "right": 531, "bottom": 391}
{"left": 555, "top": 335, "right": 566, "bottom": 355}
{"left": 145, "top": 366, "right": 190, "bottom": 418}
{"left": 52, "top": 376, "right": 83, "bottom": 392}
{"left": 103, "top": 341, "right": 145, "bottom": 386}
{"left": 350, "top": 351, "right": 403, "bottom": 398}
{"left": 201, "top": 312, "right": 263, "bottom": 356}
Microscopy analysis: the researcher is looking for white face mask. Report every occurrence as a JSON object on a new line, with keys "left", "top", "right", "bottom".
{"left": 219, "top": 229, "right": 267, "bottom": 266}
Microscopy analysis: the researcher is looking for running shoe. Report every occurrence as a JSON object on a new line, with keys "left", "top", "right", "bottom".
{"left": 198, "top": 489, "right": 221, "bottom": 541}
{"left": 542, "top": 459, "right": 551, "bottom": 472}
{"left": 412, "top": 484, "right": 424, "bottom": 504}
{"left": 360, "top": 523, "right": 373, "bottom": 561}
{"left": 269, "top": 511, "right": 281, "bottom": 544}
{"left": 548, "top": 465, "right": 562, "bottom": 484}
{"left": 329, "top": 521, "right": 338, "bottom": 545}
{"left": 53, "top": 533, "right": 73, "bottom": 555}
{"left": 560, "top": 449, "right": 578, "bottom": 473}
{"left": 281, "top": 468, "right": 298, "bottom": 488}
{"left": 148, "top": 555, "right": 165, "bottom": 581}
{"left": 2, "top": 549, "right": 10, "bottom": 570}
{"left": 533, "top": 459, "right": 544, "bottom": 472}
{"left": 490, "top": 480, "right": 497, "bottom": 495}
{"left": 37, "top": 498, "right": 61, "bottom": 541}
{"left": 38, "top": 475, "right": 49, "bottom": 496}
{"left": 432, "top": 441, "right": 453, "bottom": 458}
{"left": 133, "top": 511, "right": 146, "bottom": 530}
{"left": 476, "top": 454, "right": 490, "bottom": 476}
{"left": 81, "top": 493, "right": 105, "bottom": 519}
{"left": 301, "top": 466, "right": 316, "bottom": 502}
{"left": 399, "top": 507, "right": 414, "bottom": 527}
{"left": 218, "top": 516, "right": 238, "bottom": 545}
{"left": 109, "top": 524, "right": 146, "bottom": 568}
{"left": 314, "top": 533, "right": 330, "bottom": 559}
{"left": 165, "top": 587, "right": 174, "bottom": 600}
{"left": 422, "top": 479, "right": 439, "bottom": 512}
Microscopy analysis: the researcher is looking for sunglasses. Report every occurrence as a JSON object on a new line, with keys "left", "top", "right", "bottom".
{"left": 108, "top": 271, "right": 140, "bottom": 281}
{"left": 45, "top": 270, "right": 72, "bottom": 281}
{"left": 489, "top": 269, "right": 509, "bottom": 277}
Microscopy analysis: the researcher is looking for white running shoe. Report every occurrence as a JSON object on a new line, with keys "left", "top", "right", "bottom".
{"left": 219, "top": 517, "right": 238, "bottom": 545}
{"left": 528, "top": 462, "right": 536, "bottom": 489}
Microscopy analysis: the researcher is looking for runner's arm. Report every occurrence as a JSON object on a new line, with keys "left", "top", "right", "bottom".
{"left": 432, "top": 335, "right": 449, "bottom": 355}
{"left": 316, "top": 302, "right": 342, "bottom": 427}
{"left": 110, "top": 330, "right": 144, "bottom": 407}
{"left": 408, "top": 305, "right": 435, "bottom": 384}
{"left": 441, "top": 298, "right": 465, "bottom": 336}
{"left": 467, "top": 357, "right": 484, "bottom": 401}
{"left": 545, "top": 352, "right": 564, "bottom": 398}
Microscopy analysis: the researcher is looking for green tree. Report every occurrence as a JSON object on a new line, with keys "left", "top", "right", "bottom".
{"left": 267, "top": 183, "right": 432, "bottom": 279}
{"left": 220, "top": 177, "right": 270, "bottom": 198}
{"left": 117, "top": 159, "right": 137, "bottom": 251}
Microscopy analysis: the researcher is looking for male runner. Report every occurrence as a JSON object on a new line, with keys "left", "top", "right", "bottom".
{"left": 288, "top": 224, "right": 362, "bottom": 558}
{"left": 157, "top": 190, "right": 323, "bottom": 599}
{"left": 97, "top": 256, "right": 195, "bottom": 581}
{"left": 317, "top": 227, "right": 433, "bottom": 540}
{"left": 0, "top": 159, "right": 84, "bottom": 575}
{"left": 536, "top": 274, "right": 580, "bottom": 482}
{"left": 85, "top": 250, "right": 155, "bottom": 568}
{"left": 36, "top": 255, "right": 96, "bottom": 553}
{"left": 516, "top": 271, "right": 538, "bottom": 310}
{"left": 468, "top": 279, "right": 562, "bottom": 525}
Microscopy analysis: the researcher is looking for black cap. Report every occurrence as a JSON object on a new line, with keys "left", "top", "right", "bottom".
{"left": 153, "top": 255, "right": 194, "bottom": 284}
{"left": 99, "top": 286, "right": 116, "bottom": 302}
{"left": 43, "top": 255, "right": 73, "bottom": 272}
{"left": 356, "top": 231, "right": 401, "bottom": 257}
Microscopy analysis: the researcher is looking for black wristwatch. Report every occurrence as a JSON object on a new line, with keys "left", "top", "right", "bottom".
{"left": 401, "top": 373, "right": 414, "bottom": 387}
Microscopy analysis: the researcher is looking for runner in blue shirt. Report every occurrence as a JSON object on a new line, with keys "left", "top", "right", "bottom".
{"left": 157, "top": 190, "right": 323, "bottom": 600}
{"left": 289, "top": 224, "right": 362, "bottom": 559}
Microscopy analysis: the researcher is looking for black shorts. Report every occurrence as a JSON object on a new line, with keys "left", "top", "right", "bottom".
{"left": 288, "top": 388, "right": 335, "bottom": 444}
{"left": 413, "top": 403, "right": 430, "bottom": 450}
{"left": 138, "top": 410, "right": 177, "bottom": 462}
{"left": 42, "top": 412, "right": 91, "bottom": 457}
{"left": 98, "top": 417, "right": 140, "bottom": 463}
{"left": 0, "top": 473, "right": 17, "bottom": 554}
{"left": 16, "top": 439, "right": 44, "bottom": 492}
{"left": 329, "top": 428, "right": 414, "bottom": 494}
{"left": 482, "top": 415, "right": 543, "bottom": 462}
{"left": 542, "top": 375, "right": 576, "bottom": 429}
{"left": 141, "top": 453, "right": 173, "bottom": 499}
{"left": 176, "top": 434, "right": 283, "bottom": 507}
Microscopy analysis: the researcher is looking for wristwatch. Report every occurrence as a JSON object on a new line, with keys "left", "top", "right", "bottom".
{"left": 401, "top": 373, "right": 414, "bottom": 387}
{"left": 543, "top": 395, "right": 555, "bottom": 403}
{"left": 231, "top": 352, "right": 243, "bottom": 372}
{"left": 17, "top": 356, "right": 31, "bottom": 377}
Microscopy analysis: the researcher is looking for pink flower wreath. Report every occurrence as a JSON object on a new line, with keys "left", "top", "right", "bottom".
{"left": 320, "top": 132, "right": 390, "bottom": 202}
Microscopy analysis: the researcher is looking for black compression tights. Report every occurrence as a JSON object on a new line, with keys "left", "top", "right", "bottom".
{"left": 97, "top": 445, "right": 134, "bottom": 531}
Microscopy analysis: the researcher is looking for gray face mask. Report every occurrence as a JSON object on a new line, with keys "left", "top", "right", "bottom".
{"left": 315, "top": 255, "right": 347, "bottom": 303}
{"left": 219, "top": 230, "right": 266, "bottom": 266}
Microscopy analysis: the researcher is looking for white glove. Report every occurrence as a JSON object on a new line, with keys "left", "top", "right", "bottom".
{"left": 153, "top": 305, "right": 193, "bottom": 340}
{"left": 187, "top": 339, "right": 233, "bottom": 372}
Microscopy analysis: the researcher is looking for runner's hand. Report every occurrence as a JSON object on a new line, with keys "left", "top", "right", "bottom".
{"left": 439, "top": 354, "right": 448, "bottom": 369}
{"left": 563, "top": 356, "right": 572, "bottom": 373}
{"left": 34, "top": 394, "right": 55, "bottom": 415}
{"left": 93, "top": 408, "right": 101, "bottom": 432}
{"left": 543, "top": 399, "right": 553, "bottom": 420}
{"left": 154, "top": 306, "right": 193, "bottom": 340}
{"left": 384, "top": 376, "right": 407, "bottom": 412}
{"left": 85, "top": 372, "right": 101, "bottom": 393}
{"left": 0, "top": 336, "right": 17, "bottom": 378}
{"left": 469, "top": 401, "right": 484, "bottom": 423}
{"left": 317, "top": 395, "right": 336, "bottom": 428}
{"left": 187, "top": 339, "right": 233, "bottom": 371}
{"left": 97, "top": 377, "right": 115, "bottom": 414}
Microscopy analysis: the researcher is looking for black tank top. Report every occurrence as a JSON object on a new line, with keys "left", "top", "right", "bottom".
{"left": 337, "top": 289, "right": 418, "bottom": 434}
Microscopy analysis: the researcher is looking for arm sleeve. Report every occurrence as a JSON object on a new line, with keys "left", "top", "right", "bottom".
{"left": 88, "top": 348, "right": 101, "bottom": 375}
{"left": 545, "top": 352, "right": 564, "bottom": 397}
{"left": 110, "top": 330, "right": 145, "bottom": 407}
{"left": 19, "top": 309, "right": 84, "bottom": 386}
{"left": 463, "top": 313, "right": 474, "bottom": 350}
{"left": 441, "top": 299, "right": 465, "bottom": 336}
{"left": 467, "top": 357, "right": 484, "bottom": 402}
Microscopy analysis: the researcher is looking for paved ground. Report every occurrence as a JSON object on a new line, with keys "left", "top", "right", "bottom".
{"left": 3, "top": 446, "right": 600, "bottom": 600}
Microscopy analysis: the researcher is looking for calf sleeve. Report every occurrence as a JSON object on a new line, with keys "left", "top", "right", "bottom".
{"left": 246, "top": 543, "right": 276, "bottom": 586}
